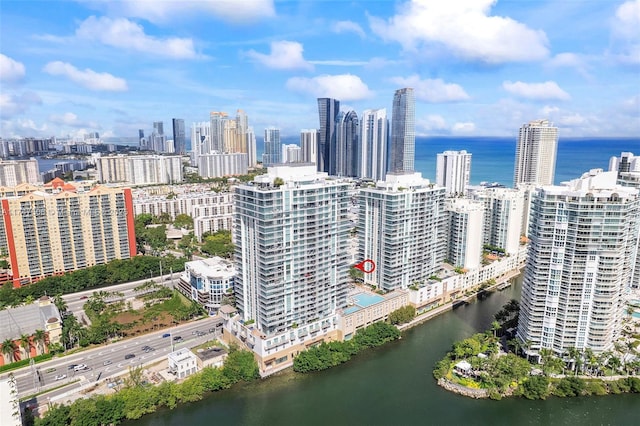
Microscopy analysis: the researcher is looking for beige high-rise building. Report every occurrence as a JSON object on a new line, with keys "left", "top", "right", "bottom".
{"left": 95, "top": 155, "right": 183, "bottom": 185}
{"left": 0, "top": 181, "right": 136, "bottom": 286}
{"left": 513, "top": 119, "right": 558, "bottom": 187}
{"left": 0, "top": 159, "right": 41, "bottom": 186}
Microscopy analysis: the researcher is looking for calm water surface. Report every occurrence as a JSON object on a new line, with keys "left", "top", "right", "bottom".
{"left": 129, "top": 277, "right": 638, "bottom": 426}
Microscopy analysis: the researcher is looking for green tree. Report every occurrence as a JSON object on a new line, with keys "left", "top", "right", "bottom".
{"left": 388, "top": 306, "right": 416, "bottom": 325}
{"left": 201, "top": 230, "right": 234, "bottom": 258}
{"left": 19, "top": 334, "right": 31, "bottom": 359}
{"left": 33, "top": 329, "right": 46, "bottom": 355}
{"left": 174, "top": 214, "right": 193, "bottom": 230}
{"left": 222, "top": 347, "right": 260, "bottom": 383}
{"left": 522, "top": 376, "right": 550, "bottom": 399}
{"left": 1, "top": 339, "right": 17, "bottom": 363}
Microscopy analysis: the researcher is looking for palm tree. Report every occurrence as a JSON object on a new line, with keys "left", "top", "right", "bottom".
{"left": 19, "top": 334, "right": 31, "bottom": 360}
{"left": 53, "top": 294, "right": 68, "bottom": 315}
{"left": 33, "top": 330, "right": 46, "bottom": 355}
{"left": 1, "top": 339, "right": 17, "bottom": 363}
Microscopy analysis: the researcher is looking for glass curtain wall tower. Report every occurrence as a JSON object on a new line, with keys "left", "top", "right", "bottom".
{"left": 389, "top": 88, "right": 415, "bottom": 173}
{"left": 317, "top": 98, "right": 340, "bottom": 175}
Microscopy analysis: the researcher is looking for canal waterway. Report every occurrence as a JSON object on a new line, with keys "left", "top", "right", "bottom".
{"left": 129, "top": 276, "right": 638, "bottom": 426}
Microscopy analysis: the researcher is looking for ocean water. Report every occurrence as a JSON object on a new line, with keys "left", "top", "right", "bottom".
{"left": 278, "top": 136, "right": 639, "bottom": 186}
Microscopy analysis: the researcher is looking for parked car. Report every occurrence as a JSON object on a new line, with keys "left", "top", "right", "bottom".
{"left": 162, "top": 333, "right": 170, "bottom": 338}
{"left": 103, "top": 360, "right": 112, "bottom": 366}
{"left": 124, "top": 354, "right": 135, "bottom": 360}
{"left": 54, "top": 374, "right": 66, "bottom": 381}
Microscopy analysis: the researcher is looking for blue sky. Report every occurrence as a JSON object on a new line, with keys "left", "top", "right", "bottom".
{"left": 1, "top": 0, "right": 639, "bottom": 140}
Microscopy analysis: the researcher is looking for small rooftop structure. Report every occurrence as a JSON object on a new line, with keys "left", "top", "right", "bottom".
{"left": 0, "top": 297, "right": 61, "bottom": 342}
{"left": 195, "top": 346, "right": 228, "bottom": 369}
{"left": 454, "top": 360, "right": 472, "bottom": 376}
{"left": 167, "top": 348, "right": 198, "bottom": 379}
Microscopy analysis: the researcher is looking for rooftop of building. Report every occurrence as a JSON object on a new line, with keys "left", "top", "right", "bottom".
{"left": 553, "top": 169, "right": 639, "bottom": 198}
{"left": 0, "top": 297, "right": 61, "bottom": 341}
{"left": 342, "top": 289, "right": 407, "bottom": 315}
{"left": 185, "top": 257, "right": 236, "bottom": 278}
{"left": 195, "top": 346, "right": 227, "bottom": 361}
{"left": 168, "top": 348, "right": 196, "bottom": 363}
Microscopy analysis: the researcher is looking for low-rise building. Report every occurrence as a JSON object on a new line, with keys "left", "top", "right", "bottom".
{"left": 167, "top": 348, "right": 198, "bottom": 379}
{"left": 177, "top": 257, "right": 236, "bottom": 314}
{"left": 194, "top": 346, "right": 228, "bottom": 369}
{"left": 339, "top": 290, "right": 409, "bottom": 340}
{"left": 0, "top": 296, "right": 61, "bottom": 366}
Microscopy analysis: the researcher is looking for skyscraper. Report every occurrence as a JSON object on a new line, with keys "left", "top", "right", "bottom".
{"left": 513, "top": 119, "right": 559, "bottom": 187}
{"left": 335, "top": 110, "right": 359, "bottom": 177}
{"left": 445, "top": 199, "right": 484, "bottom": 270}
{"left": 245, "top": 127, "right": 257, "bottom": 167}
{"left": 300, "top": 129, "right": 318, "bottom": 165}
{"left": 262, "top": 127, "right": 281, "bottom": 167}
{"left": 436, "top": 150, "right": 472, "bottom": 197}
{"left": 360, "top": 109, "right": 388, "bottom": 181}
{"left": 138, "top": 129, "right": 145, "bottom": 150}
{"left": 234, "top": 164, "right": 350, "bottom": 335}
{"left": 517, "top": 169, "right": 640, "bottom": 358}
{"left": 359, "top": 172, "right": 447, "bottom": 291}
{"left": 172, "top": 118, "right": 186, "bottom": 155}
{"left": 389, "top": 88, "right": 415, "bottom": 173}
{"left": 317, "top": 98, "right": 340, "bottom": 174}
{"left": 209, "top": 112, "right": 227, "bottom": 153}
{"left": 472, "top": 187, "right": 524, "bottom": 255}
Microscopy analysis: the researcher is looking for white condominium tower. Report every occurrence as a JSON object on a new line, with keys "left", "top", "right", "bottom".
{"left": 234, "top": 164, "right": 350, "bottom": 335}
{"left": 609, "top": 152, "right": 639, "bottom": 175}
{"left": 517, "top": 169, "right": 640, "bottom": 358}
{"left": 300, "top": 129, "right": 318, "bottom": 165}
{"left": 445, "top": 198, "right": 484, "bottom": 270}
{"left": 472, "top": 187, "right": 524, "bottom": 255}
{"left": 513, "top": 119, "right": 558, "bottom": 187}
{"left": 358, "top": 172, "right": 446, "bottom": 291}
{"left": 360, "top": 109, "right": 388, "bottom": 181}
{"left": 436, "top": 150, "right": 472, "bottom": 197}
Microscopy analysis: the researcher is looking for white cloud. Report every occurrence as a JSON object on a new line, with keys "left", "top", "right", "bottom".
{"left": 369, "top": 0, "right": 549, "bottom": 63}
{"left": 390, "top": 75, "right": 469, "bottom": 103}
{"left": 556, "top": 113, "right": 587, "bottom": 127}
{"left": 285, "top": 74, "right": 373, "bottom": 101}
{"left": 0, "top": 118, "right": 48, "bottom": 138}
{"left": 43, "top": 61, "right": 128, "bottom": 92}
{"left": 332, "top": 21, "right": 366, "bottom": 38}
{"left": 77, "top": 0, "right": 275, "bottom": 24}
{"left": 540, "top": 105, "right": 560, "bottom": 116}
{"left": 547, "top": 53, "right": 591, "bottom": 79}
{"left": 416, "top": 114, "right": 448, "bottom": 134}
{"left": 452, "top": 122, "right": 476, "bottom": 133}
{"left": 611, "top": 0, "right": 640, "bottom": 64}
{"left": 309, "top": 60, "right": 370, "bottom": 66}
{"left": 502, "top": 81, "right": 570, "bottom": 101}
{"left": 245, "top": 41, "right": 313, "bottom": 71}
{"left": 0, "top": 54, "right": 26, "bottom": 84}
{"left": 76, "top": 16, "right": 200, "bottom": 59}
{"left": 49, "top": 112, "right": 100, "bottom": 129}
{"left": 0, "top": 92, "right": 42, "bottom": 119}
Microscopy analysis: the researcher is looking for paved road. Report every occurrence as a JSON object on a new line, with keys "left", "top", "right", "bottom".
{"left": 4, "top": 315, "right": 223, "bottom": 399}
{"left": 63, "top": 273, "right": 180, "bottom": 321}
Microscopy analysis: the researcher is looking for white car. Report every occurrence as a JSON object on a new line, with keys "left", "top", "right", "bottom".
{"left": 73, "top": 364, "right": 87, "bottom": 371}
{"left": 55, "top": 374, "right": 66, "bottom": 381}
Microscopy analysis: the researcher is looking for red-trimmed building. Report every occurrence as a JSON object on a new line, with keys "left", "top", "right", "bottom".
{"left": 0, "top": 181, "right": 136, "bottom": 287}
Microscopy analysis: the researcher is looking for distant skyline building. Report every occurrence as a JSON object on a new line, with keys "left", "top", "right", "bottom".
{"left": 609, "top": 152, "right": 639, "bottom": 176}
{"left": 197, "top": 153, "right": 248, "bottom": 178}
{"left": 359, "top": 172, "right": 446, "bottom": 291}
{"left": 335, "top": 110, "right": 359, "bottom": 177}
{"left": 95, "top": 155, "right": 183, "bottom": 185}
{"left": 389, "top": 88, "right": 415, "bottom": 173}
{"left": 517, "top": 169, "right": 640, "bottom": 358}
{"left": 300, "top": 129, "right": 318, "bottom": 165}
{"left": 246, "top": 126, "right": 257, "bottom": 168}
{"left": 262, "top": 127, "right": 281, "bottom": 167}
{"left": 234, "top": 164, "right": 350, "bottom": 335}
{"left": 317, "top": 98, "right": 340, "bottom": 174}
{"left": 172, "top": 118, "right": 186, "bottom": 155}
{"left": 138, "top": 129, "right": 146, "bottom": 150}
{"left": 360, "top": 108, "right": 388, "bottom": 181}
{"left": 436, "top": 150, "right": 472, "bottom": 197}
{"left": 282, "top": 144, "right": 302, "bottom": 163}
{"left": 513, "top": 119, "right": 559, "bottom": 187}
{"left": 445, "top": 198, "right": 484, "bottom": 270}
{"left": 0, "top": 158, "right": 41, "bottom": 186}
{"left": 209, "top": 112, "right": 227, "bottom": 153}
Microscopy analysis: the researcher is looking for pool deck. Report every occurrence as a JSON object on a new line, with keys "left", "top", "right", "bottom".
{"left": 343, "top": 292, "right": 386, "bottom": 315}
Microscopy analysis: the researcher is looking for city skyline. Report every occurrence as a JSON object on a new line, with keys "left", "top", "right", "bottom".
{"left": 1, "top": 0, "right": 639, "bottom": 140}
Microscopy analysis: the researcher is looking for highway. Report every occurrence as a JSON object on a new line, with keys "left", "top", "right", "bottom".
{"left": 62, "top": 272, "right": 180, "bottom": 322}
{"left": 3, "top": 315, "right": 224, "bottom": 399}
